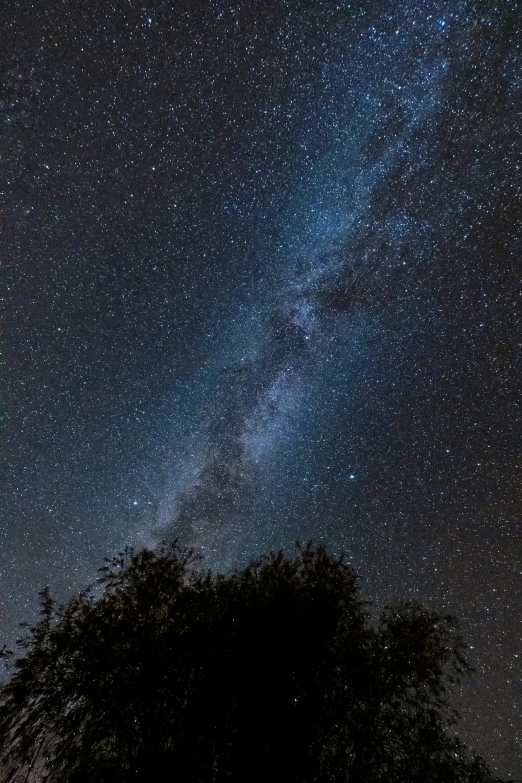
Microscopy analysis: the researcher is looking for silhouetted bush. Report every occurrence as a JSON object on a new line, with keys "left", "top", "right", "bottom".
{"left": 0, "top": 543, "right": 492, "bottom": 782}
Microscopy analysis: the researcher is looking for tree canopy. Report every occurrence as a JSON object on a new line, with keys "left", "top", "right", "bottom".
{"left": 0, "top": 543, "right": 492, "bottom": 783}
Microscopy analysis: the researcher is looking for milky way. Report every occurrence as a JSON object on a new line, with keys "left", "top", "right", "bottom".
{"left": 3, "top": 0, "right": 521, "bottom": 776}
{"left": 157, "top": 4, "right": 452, "bottom": 552}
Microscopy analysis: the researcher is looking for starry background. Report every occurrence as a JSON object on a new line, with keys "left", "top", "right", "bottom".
{"left": 2, "top": 0, "right": 521, "bottom": 776}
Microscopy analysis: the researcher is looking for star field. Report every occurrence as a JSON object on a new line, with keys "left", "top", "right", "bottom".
{"left": 2, "top": 0, "right": 521, "bottom": 776}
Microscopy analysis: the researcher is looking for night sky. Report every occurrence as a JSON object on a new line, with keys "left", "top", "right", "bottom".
{"left": 2, "top": 0, "right": 521, "bottom": 776}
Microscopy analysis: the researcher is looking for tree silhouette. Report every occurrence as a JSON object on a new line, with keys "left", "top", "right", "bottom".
{"left": 0, "top": 543, "right": 492, "bottom": 782}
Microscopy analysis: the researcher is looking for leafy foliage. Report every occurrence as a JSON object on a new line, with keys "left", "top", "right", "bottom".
{"left": 0, "top": 543, "right": 492, "bottom": 782}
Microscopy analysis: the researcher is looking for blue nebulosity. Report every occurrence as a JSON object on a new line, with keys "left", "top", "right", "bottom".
{"left": 2, "top": 0, "right": 521, "bottom": 776}
{"left": 154, "top": 0, "right": 465, "bottom": 559}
